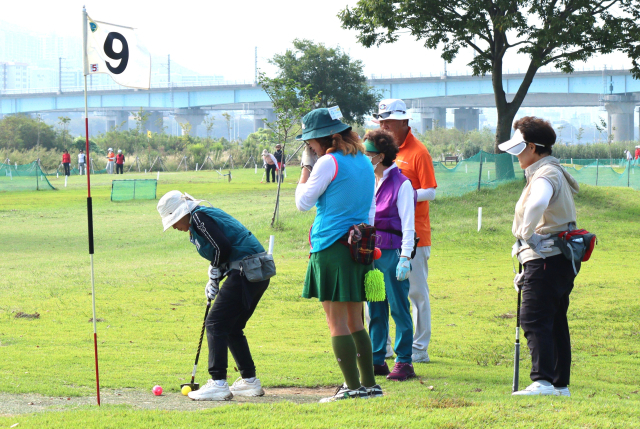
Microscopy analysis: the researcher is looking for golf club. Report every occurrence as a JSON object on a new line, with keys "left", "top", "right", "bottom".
{"left": 181, "top": 298, "right": 211, "bottom": 392}
{"left": 512, "top": 268, "right": 522, "bottom": 393}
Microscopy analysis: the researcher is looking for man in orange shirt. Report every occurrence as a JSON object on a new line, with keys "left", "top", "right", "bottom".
{"left": 375, "top": 99, "right": 437, "bottom": 363}
{"left": 106, "top": 148, "right": 115, "bottom": 174}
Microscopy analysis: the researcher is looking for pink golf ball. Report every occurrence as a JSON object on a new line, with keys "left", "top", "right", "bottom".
{"left": 152, "top": 385, "right": 163, "bottom": 396}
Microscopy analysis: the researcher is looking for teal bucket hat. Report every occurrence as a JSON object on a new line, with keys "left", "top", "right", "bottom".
{"left": 296, "top": 108, "right": 351, "bottom": 141}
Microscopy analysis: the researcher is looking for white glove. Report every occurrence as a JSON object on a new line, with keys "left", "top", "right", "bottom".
{"left": 205, "top": 265, "right": 221, "bottom": 300}
{"left": 525, "top": 233, "right": 553, "bottom": 259}
{"left": 205, "top": 279, "right": 219, "bottom": 300}
{"left": 301, "top": 146, "right": 318, "bottom": 169}
{"left": 513, "top": 272, "right": 525, "bottom": 292}
{"left": 396, "top": 256, "right": 411, "bottom": 281}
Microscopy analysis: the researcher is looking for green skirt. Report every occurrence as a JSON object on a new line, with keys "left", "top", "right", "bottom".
{"left": 303, "top": 241, "right": 370, "bottom": 302}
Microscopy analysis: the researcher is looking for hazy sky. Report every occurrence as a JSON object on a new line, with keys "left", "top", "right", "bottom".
{"left": 3, "top": 0, "right": 633, "bottom": 81}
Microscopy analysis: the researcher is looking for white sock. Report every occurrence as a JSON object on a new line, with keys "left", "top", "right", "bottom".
{"left": 244, "top": 377, "right": 256, "bottom": 383}
{"left": 214, "top": 379, "right": 227, "bottom": 386}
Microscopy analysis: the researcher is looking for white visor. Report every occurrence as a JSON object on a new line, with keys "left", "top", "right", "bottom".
{"left": 498, "top": 130, "right": 528, "bottom": 155}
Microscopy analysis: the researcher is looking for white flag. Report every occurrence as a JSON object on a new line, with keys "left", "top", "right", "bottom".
{"left": 84, "top": 12, "right": 151, "bottom": 90}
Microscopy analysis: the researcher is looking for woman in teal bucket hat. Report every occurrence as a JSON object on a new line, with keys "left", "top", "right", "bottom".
{"left": 295, "top": 107, "right": 382, "bottom": 402}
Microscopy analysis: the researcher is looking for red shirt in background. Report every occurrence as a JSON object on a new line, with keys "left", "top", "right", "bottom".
{"left": 116, "top": 154, "right": 125, "bottom": 165}
{"left": 635, "top": 148, "right": 640, "bottom": 160}
{"left": 62, "top": 153, "right": 71, "bottom": 163}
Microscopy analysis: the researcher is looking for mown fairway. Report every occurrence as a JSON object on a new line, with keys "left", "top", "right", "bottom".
{"left": 1, "top": 169, "right": 639, "bottom": 428}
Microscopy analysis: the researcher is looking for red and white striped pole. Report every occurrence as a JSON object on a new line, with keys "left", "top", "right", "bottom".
{"left": 83, "top": 6, "right": 100, "bottom": 406}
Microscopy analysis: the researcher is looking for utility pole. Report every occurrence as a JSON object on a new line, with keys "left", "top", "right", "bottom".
{"left": 254, "top": 47, "right": 258, "bottom": 84}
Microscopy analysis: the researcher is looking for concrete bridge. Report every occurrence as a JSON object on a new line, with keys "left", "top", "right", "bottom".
{"left": 1, "top": 68, "right": 638, "bottom": 140}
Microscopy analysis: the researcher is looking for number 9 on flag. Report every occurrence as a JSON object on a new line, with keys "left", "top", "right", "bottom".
{"left": 84, "top": 12, "right": 151, "bottom": 90}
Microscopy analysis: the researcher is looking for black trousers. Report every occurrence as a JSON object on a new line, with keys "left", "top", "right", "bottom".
{"left": 206, "top": 270, "right": 269, "bottom": 380}
{"left": 521, "top": 255, "right": 580, "bottom": 387}
{"left": 116, "top": 164, "right": 123, "bottom": 174}
{"left": 63, "top": 163, "right": 70, "bottom": 176}
{"left": 265, "top": 164, "right": 276, "bottom": 182}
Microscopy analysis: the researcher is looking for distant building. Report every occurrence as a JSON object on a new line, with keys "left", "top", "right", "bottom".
{"left": 0, "top": 62, "right": 29, "bottom": 90}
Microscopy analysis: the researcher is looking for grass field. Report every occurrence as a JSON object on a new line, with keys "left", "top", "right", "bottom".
{"left": 1, "top": 169, "right": 639, "bottom": 428}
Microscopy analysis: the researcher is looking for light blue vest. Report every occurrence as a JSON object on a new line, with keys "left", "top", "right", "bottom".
{"left": 189, "top": 206, "right": 264, "bottom": 264}
{"left": 310, "top": 151, "right": 375, "bottom": 253}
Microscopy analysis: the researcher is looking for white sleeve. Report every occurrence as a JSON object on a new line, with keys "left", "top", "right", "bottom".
{"left": 416, "top": 187, "right": 436, "bottom": 202}
{"left": 295, "top": 155, "right": 336, "bottom": 211}
{"left": 368, "top": 193, "right": 376, "bottom": 226}
{"left": 270, "top": 154, "right": 279, "bottom": 168}
{"left": 516, "top": 178, "right": 553, "bottom": 241}
{"left": 397, "top": 180, "right": 416, "bottom": 256}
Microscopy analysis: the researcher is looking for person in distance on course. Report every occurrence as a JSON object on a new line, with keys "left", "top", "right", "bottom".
{"left": 273, "top": 143, "right": 284, "bottom": 183}
{"left": 262, "top": 149, "right": 278, "bottom": 183}
{"left": 62, "top": 149, "right": 71, "bottom": 177}
{"left": 78, "top": 149, "right": 86, "bottom": 175}
{"left": 295, "top": 107, "right": 381, "bottom": 402}
{"left": 364, "top": 129, "right": 417, "bottom": 381}
{"left": 157, "top": 191, "right": 269, "bottom": 401}
{"left": 503, "top": 117, "right": 581, "bottom": 397}
{"left": 115, "top": 150, "right": 125, "bottom": 174}
{"left": 106, "top": 148, "right": 115, "bottom": 174}
{"left": 374, "top": 99, "right": 437, "bottom": 364}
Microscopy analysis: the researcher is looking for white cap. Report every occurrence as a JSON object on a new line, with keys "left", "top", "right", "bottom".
{"left": 372, "top": 99, "right": 411, "bottom": 122}
{"left": 118, "top": 149, "right": 122, "bottom": 153}
{"left": 108, "top": 148, "right": 113, "bottom": 151}
{"left": 157, "top": 191, "right": 203, "bottom": 232}
{"left": 262, "top": 149, "right": 269, "bottom": 155}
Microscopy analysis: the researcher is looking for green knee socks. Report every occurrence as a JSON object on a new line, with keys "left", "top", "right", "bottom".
{"left": 351, "top": 329, "right": 376, "bottom": 388}
{"left": 331, "top": 335, "right": 361, "bottom": 390}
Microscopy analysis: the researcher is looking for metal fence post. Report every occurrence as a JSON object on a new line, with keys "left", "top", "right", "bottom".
{"left": 596, "top": 158, "right": 599, "bottom": 186}
{"left": 628, "top": 159, "right": 631, "bottom": 188}
{"left": 477, "top": 153, "right": 484, "bottom": 191}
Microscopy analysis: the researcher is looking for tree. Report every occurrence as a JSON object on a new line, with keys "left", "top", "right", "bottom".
{"left": 257, "top": 72, "right": 320, "bottom": 226}
{"left": 270, "top": 39, "right": 380, "bottom": 125}
{"left": 222, "top": 112, "right": 232, "bottom": 142}
{"left": 57, "top": 116, "right": 71, "bottom": 149}
{"left": 339, "top": 0, "right": 640, "bottom": 151}
{"left": 203, "top": 114, "right": 216, "bottom": 140}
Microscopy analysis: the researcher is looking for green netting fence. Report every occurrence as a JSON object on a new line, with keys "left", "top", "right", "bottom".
{"left": 53, "top": 162, "right": 108, "bottom": 176}
{"left": 0, "top": 161, "right": 55, "bottom": 192}
{"left": 111, "top": 179, "right": 157, "bottom": 201}
{"left": 436, "top": 152, "right": 639, "bottom": 197}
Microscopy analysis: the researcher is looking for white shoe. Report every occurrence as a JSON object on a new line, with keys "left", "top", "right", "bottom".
{"left": 554, "top": 387, "right": 571, "bottom": 397}
{"left": 319, "top": 384, "right": 368, "bottom": 403}
{"left": 512, "top": 381, "right": 555, "bottom": 396}
{"left": 187, "top": 379, "right": 233, "bottom": 401}
{"left": 385, "top": 344, "right": 394, "bottom": 359}
{"left": 229, "top": 377, "right": 265, "bottom": 397}
{"left": 412, "top": 350, "right": 430, "bottom": 363}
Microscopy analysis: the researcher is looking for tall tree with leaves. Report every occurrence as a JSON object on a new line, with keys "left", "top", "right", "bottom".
{"left": 258, "top": 72, "right": 320, "bottom": 226}
{"left": 340, "top": 0, "right": 640, "bottom": 150}
{"left": 271, "top": 39, "right": 380, "bottom": 125}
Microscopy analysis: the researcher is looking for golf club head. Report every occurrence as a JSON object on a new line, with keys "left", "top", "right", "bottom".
{"left": 181, "top": 383, "right": 200, "bottom": 391}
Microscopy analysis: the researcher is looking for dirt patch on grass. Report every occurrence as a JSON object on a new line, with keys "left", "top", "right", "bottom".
{"left": 0, "top": 387, "right": 338, "bottom": 415}
{"left": 14, "top": 312, "right": 40, "bottom": 319}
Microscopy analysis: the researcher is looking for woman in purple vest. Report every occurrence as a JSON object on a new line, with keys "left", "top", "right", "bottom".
{"left": 364, "top": 129, "right": 418, "bottom": 381}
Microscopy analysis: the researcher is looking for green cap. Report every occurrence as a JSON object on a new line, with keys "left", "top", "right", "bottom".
{"left": 364, "top": 139, "right": 379, "bottom": 153}
{"left": 296, "top": 108, "right": 351, "bottom": 141}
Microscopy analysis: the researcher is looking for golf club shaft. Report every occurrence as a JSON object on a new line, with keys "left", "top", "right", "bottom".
{"left": 512, "top": 288, "right": 522, "bottom": 392}
{"left": 190, "top": 299, "right": 212, "bottom": 384}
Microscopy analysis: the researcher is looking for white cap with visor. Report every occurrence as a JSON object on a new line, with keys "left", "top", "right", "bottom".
{"left": 157, "top": 190, "right": 204, "bottom": 232}
{"left": 498, "top": 129, "right": 546, "bottom": 155}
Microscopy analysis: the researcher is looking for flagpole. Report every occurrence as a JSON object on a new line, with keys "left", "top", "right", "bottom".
{"left": 83, "top": 5, "right": 100, "bottom": 407}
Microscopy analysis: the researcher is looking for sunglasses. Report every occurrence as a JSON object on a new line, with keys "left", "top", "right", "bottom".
{"left": 373, "top": 110, "right": 406, "bottom": 120}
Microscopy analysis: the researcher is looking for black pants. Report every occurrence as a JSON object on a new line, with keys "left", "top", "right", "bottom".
{"left": 521, "top": 255, "right": 580, "bottom": 387}
{"left": 265, "top": 164, "right": 276, "bottom": 182}
{"left": 206, "top": 270, "right": 269, "bottom": 380}
{"left": 63, "top": 163, "right": 70, "bottom": 176}
{"left": 116, "top": 164, "right": 123, "bottom": 174}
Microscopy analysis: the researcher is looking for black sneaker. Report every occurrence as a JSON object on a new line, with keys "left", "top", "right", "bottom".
{"left": 365, "top": 384, "right": 384, "bottom": 398}
{"left": 319, "top": 384, "right": 368, "bottom": 403}
{"left": 374, "top": 362, "right": 390, "bottom": 376}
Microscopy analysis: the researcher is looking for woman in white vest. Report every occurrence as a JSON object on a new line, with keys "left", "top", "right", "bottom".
{"left": 295, "top": 107, "right": 380, "bottom": 402}
{"left": 500, "top": 116, "right": 581, "bottom": 397}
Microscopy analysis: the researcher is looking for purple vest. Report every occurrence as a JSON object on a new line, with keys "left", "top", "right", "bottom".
{"left": 374, "top": 167, "right": 416, "bottom": 250}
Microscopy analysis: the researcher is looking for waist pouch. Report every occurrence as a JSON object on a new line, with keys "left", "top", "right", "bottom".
{"left": 377, "top": 228, "right": 420, "bottom": 259}
{"left": 339, "top": 223, "right": 378, "bottom": 265}
{"left": 238, "top": 252, "right": 276, "bottom": 282}
{"left": 553, "top": 229, "right": 597, "bottom": 275}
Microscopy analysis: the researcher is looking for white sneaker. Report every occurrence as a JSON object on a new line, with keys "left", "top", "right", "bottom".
{"left": 187, "top": 379, "right": 233, "bottom": 401}
{"left": 554, "top": 387, "right": 571, "bottom": 397}
{"left": 385, "top": 344, "right": 394, "bottom": 359}
{"left": 512, "top": 381, "right": 555, "bottom": 396}
{"left": 229, "top": 377, "right": 265, "bottom": 397}
{"left": 412, "top": 350, "right": 430, "bottom": 363}
{"left": 319, "top": 384, "right": 368, "bottom": 403}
